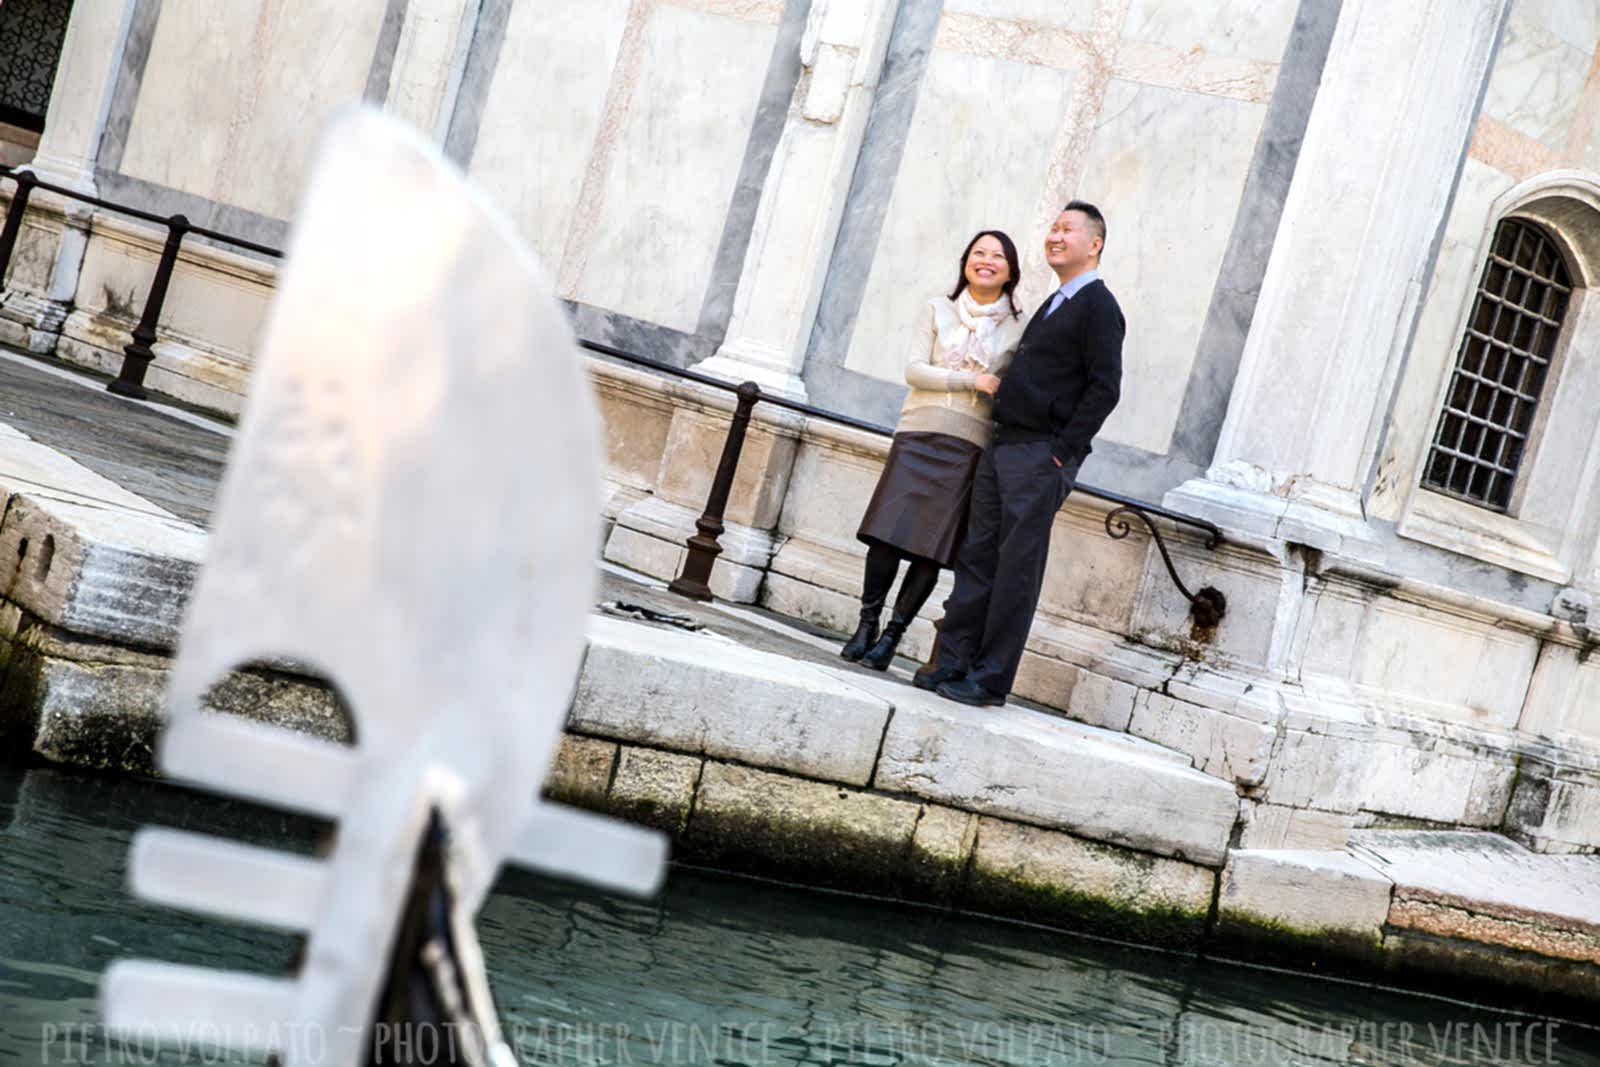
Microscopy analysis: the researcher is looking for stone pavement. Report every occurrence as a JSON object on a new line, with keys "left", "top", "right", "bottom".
{"left": 0, "top": 349, "right": 229, "bottom": 525}
{"left": 1, "top": 346, "right": 1599, "bottom": 1009}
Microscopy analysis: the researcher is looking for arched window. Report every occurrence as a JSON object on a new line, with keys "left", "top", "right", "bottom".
{"left": 1422, "top": 217, "right": 1572, "bottom": 511}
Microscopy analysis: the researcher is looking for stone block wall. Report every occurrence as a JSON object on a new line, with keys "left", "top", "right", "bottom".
{"left": 53, "top": 216, "right": 275, "bottom": 417}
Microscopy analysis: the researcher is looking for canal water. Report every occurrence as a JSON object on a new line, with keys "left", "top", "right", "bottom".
{"left": 2, "top": 761, "right": 1596, "bottom": 1067}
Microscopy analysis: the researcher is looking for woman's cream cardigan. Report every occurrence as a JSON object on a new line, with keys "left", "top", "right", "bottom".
{"left": 894, "top": 295, "right": 1026, "bottom": 448}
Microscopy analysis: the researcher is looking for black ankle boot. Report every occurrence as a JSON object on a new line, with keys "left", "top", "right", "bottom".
{"left": 840, "top": 611, "right": 880, "bottom": 661}
{"left": 860, "top": 613, "right": 909, "bottom": 671}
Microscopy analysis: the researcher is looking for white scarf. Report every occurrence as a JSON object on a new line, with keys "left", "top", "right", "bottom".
{"left": 939, "top": 289, "right": 1013, "bottom": 373}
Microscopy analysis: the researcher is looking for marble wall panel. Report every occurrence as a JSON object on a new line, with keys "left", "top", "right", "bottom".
{"left": 159, "top": 253, "right": 273, "bottom": 356}
{"left": 1130, "top": 542, "right": 1283, "bottom": 670}
{"left": 468, "top": 0, "right": 629, "bottom": 270}
{"left": 775, "top": 434, "right": 889, "bottom": 559}
{"left": 118, "top": 2, "right": 257, "bottom": 195}
{"left": 1481, "top": 2, "right": 1594, "bottom": 152}
{"left": 1297, "top": 582, "right": 1368, "bottom": 682}
{"left": 1354, "top": 601, "right": 1539, "bottom": 729}
{"left": 0, "top": 129, "right": 36, "bottom": 168}
{"left": 1079, "top": 80, "right": 1268, "bottom": 455}
{"left": 74, "top": 230, "right": 154, "bottom": 327}
{"left": 1522, "top": 0, "right": 1600, "bottom": 52}
{"left": 228, "top": 3, "right": 390, "bottom": 217}
{"left": 7, "top": 216, "right": 60, "bottom": 296}
{"left": 120, "top": 0, "right": 387, "bottom": 219}
{"left": 592, "top": 378, "right": 674, "bottom": 504}
{"left": 1120, "top": 0, "right": 1297, "bottom": 63}
{"left": 843, "top": 49, "right": 1073, "bottom": 382}
{"left": 572, "top": 7, "right": 775, "bottom": 333}
{"left": 940, "top": 0, "right": 1095, "bottom": 32}
{"left": 1584, "top": 109, "right": 1600, "bottom": 174}
{"left": 1519, "top": 642, "right": 1600, "bottom": 740}
{"left": 653, "top": 408, "right": 795, "bottom": 530}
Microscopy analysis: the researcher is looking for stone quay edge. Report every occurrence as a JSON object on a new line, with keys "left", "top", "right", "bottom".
{"left": 1, "top": 419, "right": 1599, "bottom": 1009}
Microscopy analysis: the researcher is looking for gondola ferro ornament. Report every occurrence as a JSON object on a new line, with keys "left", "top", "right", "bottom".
{"left": 99, "top": 107, "right": 667, "bottom": 1066}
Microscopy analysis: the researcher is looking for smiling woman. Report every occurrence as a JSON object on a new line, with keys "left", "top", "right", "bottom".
{"left": 839, "top": 230, "right": 1026, "bottom": 672}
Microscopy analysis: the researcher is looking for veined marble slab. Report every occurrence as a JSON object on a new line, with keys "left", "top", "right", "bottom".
{"left": 1121, "top": 0, "right": 1297, "bottom": 64}
{"left": 1482, "top": 5, "right": 1593, "bottom": 152}
{"left": 121, "top": 0, "right": 386, "bottom": 219}
{"left": 470, "top": 0, "right": 631, "bottom": 270}
{"left": 1084, "top": 79, "right": 1269, "bottom": 456}
{"left": 574, "top": 5, "right": 776, "bottom": 332}
{"left": 844, "top": 48, "right": 1073, "bottom": 381}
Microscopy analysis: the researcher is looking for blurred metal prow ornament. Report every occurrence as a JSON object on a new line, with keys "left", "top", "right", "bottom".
{"left": 100, "top": 106, "right": 666, "bottom": 1067}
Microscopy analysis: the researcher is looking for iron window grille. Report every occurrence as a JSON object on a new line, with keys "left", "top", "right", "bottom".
{"left": 1422, "top": 217, "right": 1572, "bottom": 512}
{"left": 0, "top": 0, "right": 73, "bottom": 134}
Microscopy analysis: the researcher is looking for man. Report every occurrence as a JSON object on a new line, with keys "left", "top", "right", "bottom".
{"left": 917, "top": 201, "right": 1124, "bottom": 707}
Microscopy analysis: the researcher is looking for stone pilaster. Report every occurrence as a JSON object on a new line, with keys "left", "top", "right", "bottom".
{"left": 1165, "top": 0, "right": 1513, "bottom": 553}
{"left": 693, "top": 0, "right": 903, "bottom": 399}
{"left": 380, "top": 0, "right": 480, "bottom": 142}
{"left": 1, "top": 0, "right": 138, "bottom": 353}
{"left": 27, "top": 0, "right": 135, "bottom": 193}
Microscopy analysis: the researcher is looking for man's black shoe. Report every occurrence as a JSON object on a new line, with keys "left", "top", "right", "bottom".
{"left": 912, "top": 665, "right": 963, "bottom": 692}
{"left": 937, "top": 677, "right": 1005, "bottom": 707}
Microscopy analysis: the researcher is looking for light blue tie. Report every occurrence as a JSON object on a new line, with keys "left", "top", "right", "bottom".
{"left": 1044, "top": 289, "right": 1067, "bottom": 319}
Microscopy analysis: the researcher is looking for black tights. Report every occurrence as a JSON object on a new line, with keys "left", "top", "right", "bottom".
{"left": 861, "top": 543, "right": 941, "bottom": 620}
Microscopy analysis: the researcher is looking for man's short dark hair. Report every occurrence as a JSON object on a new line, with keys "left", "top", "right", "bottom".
{"left": 1063, "top": 199, "right": 1106, "bottom": 252}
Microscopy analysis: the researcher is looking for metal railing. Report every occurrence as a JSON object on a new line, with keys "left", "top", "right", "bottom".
{"left": 0, "top": 165, "right": 1226, "bottom": 624}
{"left": 581, "top": 339, "right": 1228, "bottom": 627}
{"left": 0, "top": 164, "right": 283, "bottom": 399}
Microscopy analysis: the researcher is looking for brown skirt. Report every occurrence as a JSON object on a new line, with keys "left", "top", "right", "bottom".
{"left": 856, "top": 431, "right": 984, "bottom": 567}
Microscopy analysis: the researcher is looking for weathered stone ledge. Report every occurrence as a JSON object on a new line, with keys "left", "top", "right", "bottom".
{"left": 575, "top": 615, "right": 1240, "bottom": 867}
{"left": 759, "top": 562, "right": 1600, "bottom": 855}
{"left": 7, "top": 407, "right": 1600, "bottom": 858}
{"left": 542, "top": 733, "right": 1219, "bottom": 948}
{"left": 1215, "top": 831, "right": 1600, "bottom": 1008}
{"left": 542, "top": 729, "right": 1600, "bottom": 1009}
{"left": 4, "top": 418, "right": 1600, "bottom": 1006}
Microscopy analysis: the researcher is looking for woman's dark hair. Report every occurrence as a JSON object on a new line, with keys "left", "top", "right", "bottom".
{"left": 948, "top": 230, "right": 1022, "bottom": 317}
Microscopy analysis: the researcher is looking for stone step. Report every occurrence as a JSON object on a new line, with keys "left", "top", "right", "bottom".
{"left": 0, "top": 423, "right": 205, "bottom": 651}
{"left": 573, "top": 613, "right": 1240, "bottom": 867}
{"left": 1350, "top": 829, "right": 1600, "bottom": 947}
{"left": 574, "top": 615, "right": 892, "bottom": 787}
{"left": 1217, "top": 831, "right": 1600, "bottom": 1002}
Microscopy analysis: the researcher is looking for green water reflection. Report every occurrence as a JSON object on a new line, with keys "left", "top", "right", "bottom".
{"left": 1, "top": 762, "right": 1595, "bottom": 1066}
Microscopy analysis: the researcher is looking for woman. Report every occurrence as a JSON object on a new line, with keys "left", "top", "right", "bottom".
{"left": 842, "top": 230, "right": 1026, "bottom": 670}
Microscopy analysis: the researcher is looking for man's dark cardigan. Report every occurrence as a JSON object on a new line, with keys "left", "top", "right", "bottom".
{"left": 990, "top": 278, "right": 1124, "bottom": 466}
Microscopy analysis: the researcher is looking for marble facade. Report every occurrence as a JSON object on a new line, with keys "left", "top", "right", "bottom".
{"left": 3, "top": 0, "right": 1600, "bottom": 853}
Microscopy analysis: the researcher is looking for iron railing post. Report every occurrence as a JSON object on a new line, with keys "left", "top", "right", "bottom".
{"left": 109, "top": 213, "right": 189, "bottom": 400}
{"left": 0, "top": 169, "right": 37, "bottom": 293}
{"left": 669, "top": 380, "right": 762, "bottom": 601}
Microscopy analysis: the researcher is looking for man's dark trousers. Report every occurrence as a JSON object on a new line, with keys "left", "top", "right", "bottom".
{"left": 937, "top": 437, "right": 1077, "bottom": 696}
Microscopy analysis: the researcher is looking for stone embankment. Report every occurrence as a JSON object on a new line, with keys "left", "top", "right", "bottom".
{"left": 0, "top": 403, "right": 1597, "bottom": 1012}
{"left": 547, "top": 614, "right": 1600, "bottom": 1011}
